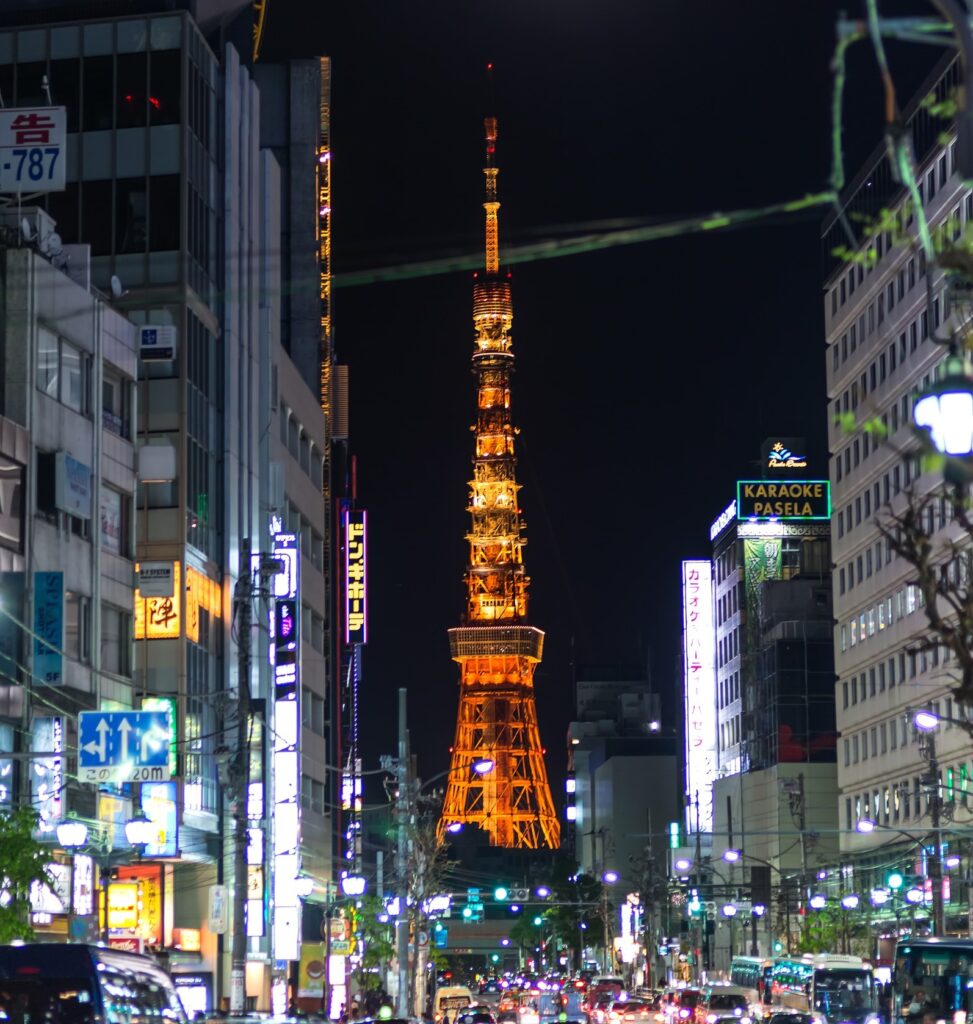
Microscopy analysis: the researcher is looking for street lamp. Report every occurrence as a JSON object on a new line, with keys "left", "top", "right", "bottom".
{"left": 445, "top": 821, "right": 463, "bottom": 833}
{"left": 913, "top": 353, "right": 973, "bottom": 458}
{"left": 905, "top": 887, "right": 925, "bottom": 904}
{"left": 870, "top": 888, "right": 890, "bottom": 906}
{"left": 856, "top": 818, "right": 877, "bottom": 834}
{"left": 722, "top": 849, "right": 741, "bottom": 863}
{"left": 602, "top": 870, "right": 619, "bottom": 884}
{"left": 809, "top": 894, "right": 827, "bottom": 910}
{"left": 913, "top": 710, "right": 942, "bottom": 732}
{"left": 841, "top": 894, "right": 860, "bottom": 910}
{"left": 340, "top": 873, "right": 367, "bottom": 897}
{"left": 536, "top": 886, "right": 551, "bottom": 899}
{"left": 673, "top": 857, "right": 692, "bottom": 874}
{"left": 721, "top": 903, "right": 738, "bottom": 917}
{"left": 56, "top": 820, "right": 88, "bottom": 848}
{"left": 124, "top": 816, "right": 155, "bottom": 849}
{"left": 472, "top": 758, "right": 495, "bottom": 775}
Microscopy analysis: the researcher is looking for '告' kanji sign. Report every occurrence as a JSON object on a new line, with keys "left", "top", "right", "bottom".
{"left": 0, "top": 107, "right": 66, "bottom": 193}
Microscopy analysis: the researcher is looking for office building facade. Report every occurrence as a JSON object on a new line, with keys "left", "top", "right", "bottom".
{"left": 823, "top": 53, "right": 973, "bottom": 922}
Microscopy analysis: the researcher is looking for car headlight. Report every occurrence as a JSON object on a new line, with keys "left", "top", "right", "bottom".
{"left": 708, "top": 1016, "right": 718, "bottom": 1023}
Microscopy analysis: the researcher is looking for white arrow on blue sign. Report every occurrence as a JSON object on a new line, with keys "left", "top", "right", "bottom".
{"left": 78, "top": 709, "right": 172, "bottom": 783}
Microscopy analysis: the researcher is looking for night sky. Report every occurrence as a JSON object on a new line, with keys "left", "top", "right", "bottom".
{"left": 263, "top": 2, "right": 940, "bottom": 791}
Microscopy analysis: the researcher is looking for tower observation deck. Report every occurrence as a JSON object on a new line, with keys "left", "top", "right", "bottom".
{"left": 437, "top": 115, "right": 560, "bottom": 850}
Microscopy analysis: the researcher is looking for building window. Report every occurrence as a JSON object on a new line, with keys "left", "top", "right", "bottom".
{"left": 103, "top": 369, "right": 133, "bottom": 439}
{"left": 101, "top": 604, "right": 132, "bottom": 677}
{"left": 65, "top": 591, "right": 91, "bottom": 664}
{"left": 37, "top": 327, "right": 91, "bottom": 415}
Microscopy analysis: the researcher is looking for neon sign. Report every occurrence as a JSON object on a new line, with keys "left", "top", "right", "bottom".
{"left": 681, "top": 561, "right": 716, "bottom": 834}
{"left": 767, "top": 440, "right": 807, "bottom": 470}
{"left": 709, "top": 500, "right": 736, "bottom": 541}
{"left": 736, "top": 480, "right": 831, "bottom": 521}
{"left": 344, "top": 510, "right": 367, "bottom": 645}
{"left": 271, "top": 528, "right": 301, "bottom": 962}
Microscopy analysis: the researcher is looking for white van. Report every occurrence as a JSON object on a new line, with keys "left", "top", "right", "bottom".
{"left": 436, "top": 986, "right": 475, "bottom": 1022}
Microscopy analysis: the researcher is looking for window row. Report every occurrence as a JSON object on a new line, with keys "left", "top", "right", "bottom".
{"left": 301, "top": 604, "right": 326, "bottom": 656}
{"left": 837, "top": 537, "right": 891, "bottom": 593}
{"left": 301, "top": 687, "right": 326, "bottom": 736}
{"left": 716, "top": 583, "right": 741, "bottom": 627}
{"left": 718, "top": 627, "right": 739, "bottom": 668}
{"left": 832, "top": 302, "right": 943, "bottom": 458}
{"left": 43, "top": 593, "right": 132, "bottom": 676}
{"left": 300, "top": 773, "right": 326, "bottom": 816}
{"left": 719, "top": 671, "right": 740, "bottom": 710}
{"left": 839, "top": 584, "right": 924, "bottom": 652}
{"left": 721, "top": 714, "right": 741, "bottom": 752}
{"left": 831, "top": 255, "right": 926, "bottom": 374}
{"left": 37, "top": 327, "right": 90, "bottom": 416}
{"left": 280, "top": 403, "right": 325, "bottom": 491}
{"left": 283, "top": 497, "right": 325, "bottom": 573}
{"left": 846, "top": 764, "right": 970, "bottom": 833}
{"left": 715, "top": 545, "right": 737, "bottom": 585}
{"left": 828, "top": 141, "right": 957, "bottom": 319}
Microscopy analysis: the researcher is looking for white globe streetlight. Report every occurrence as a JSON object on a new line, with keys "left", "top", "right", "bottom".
{"left": 124, "top": 816, "right": 155, "bottom": 848}
{"left": 809, "top": 894, "right": 827, "bottom": 910}
{"left": 856, "top": 818, "right": 877, "bottom": 834}
{"left": 913, "top": 710, "right": 941, "bottom": 732}
{"left": 913, "top": 354, "right": 973, "bottom": 458}
{"left": 340, "top": 874, "right": 367, "bottom": 897}
{"left": 56, "top": 820, "right": 88, "bottom": 848}
{"left": 841, "top": 894, "right": 860, "bottom": 910}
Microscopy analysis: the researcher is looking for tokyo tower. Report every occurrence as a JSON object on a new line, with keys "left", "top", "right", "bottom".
{"left": 437, "top": 115, "right": 560, "bottom": 850}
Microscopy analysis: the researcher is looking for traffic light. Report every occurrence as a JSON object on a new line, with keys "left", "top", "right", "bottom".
{"left": 773, "top": 940, "right": 783, "bottom": 954}
{"left": 494, "top": 887, "right": 509, "bottom": 901}
{"left": 888, "top": 871, "right": 904, "bottom": 890}
{"left": 533, "top": 916, "right": 543, "bottom": 926}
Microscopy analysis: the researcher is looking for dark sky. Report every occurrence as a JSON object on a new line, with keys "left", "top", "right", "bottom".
{"left": 263, "top": 2, "right": 939, "bottom": 791}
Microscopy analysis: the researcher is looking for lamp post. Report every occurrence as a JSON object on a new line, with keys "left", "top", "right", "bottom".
{"left": 721, "top": 848, "right": 789, "bottom": 959}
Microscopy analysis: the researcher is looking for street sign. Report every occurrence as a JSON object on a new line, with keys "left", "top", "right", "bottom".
{"left": 78, "top": 709, "right": 172, "bottom": 782}
{"left": 0, "top": 107, "right": 66, "bottom": 193}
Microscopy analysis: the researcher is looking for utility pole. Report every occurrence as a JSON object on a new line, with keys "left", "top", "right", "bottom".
{"left": 396, "top": 688, "right": 410, "bottom": 1017}
{"left": 230, "top": 538, "right": 253, "bottom": 1015}
{"left": 923, "top": 730, "right": 946, "bottom": 934}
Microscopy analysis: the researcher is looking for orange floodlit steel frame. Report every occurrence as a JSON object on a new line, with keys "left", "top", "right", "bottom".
{"left": 437, "top": 116, "right": 560, "bottom": 850}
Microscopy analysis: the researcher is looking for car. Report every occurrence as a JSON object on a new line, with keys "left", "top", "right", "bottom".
{"left": 696, "top": 987, "right": 753, "bottom": 1024}
{"left": 767, "top": 1015, "right": 813, "bottom": 1024}
{"left": 609, "top": 1002, "right": 655, "bottom": 1024}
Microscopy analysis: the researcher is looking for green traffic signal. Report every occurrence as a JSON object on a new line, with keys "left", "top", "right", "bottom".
{"left": 495, "top": 887, "right": 509, "bottom": 901}
{"left": 533, "top": 916, "right": 543, "bottom": 926}
{"left": 773, "top": 941, "right": 783, "bottom": 953}
{"left": 888, "top": 872, "right": 904, "bottom": 890}
{"left": 490, "top": 954, "right": 499, "bottom": 963}
{"left": 463, "top": 907, "right": 473, "bottom": 919}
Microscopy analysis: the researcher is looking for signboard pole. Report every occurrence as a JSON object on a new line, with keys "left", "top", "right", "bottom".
{"left": 230, "top": 538, "right": 252, "bottom": 1015}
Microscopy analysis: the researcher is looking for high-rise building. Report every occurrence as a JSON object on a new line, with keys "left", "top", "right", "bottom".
{"left": 823, "top": 52, "right": 973, "bottom": 928}
{"left": 0, "top": 4, "right": 339, "bottom": 1009}
{"left": 438, "top": 116, "right": 559, "bottom": 850}
{"left": 682, "top": 444, "right": 838, "bottom": 966}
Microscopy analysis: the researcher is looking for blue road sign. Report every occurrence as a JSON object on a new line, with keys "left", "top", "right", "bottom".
{"left": 78, "top": 709, "right": 172, "bottom": 783}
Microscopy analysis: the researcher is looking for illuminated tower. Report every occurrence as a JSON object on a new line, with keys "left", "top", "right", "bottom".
{"left": 438, "top": 116, "right": 560, "bottom": 850}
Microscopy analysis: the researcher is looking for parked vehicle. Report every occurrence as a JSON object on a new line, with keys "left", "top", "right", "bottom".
{"left": 0, "top": 942, "right": 187, "bottom": 1024}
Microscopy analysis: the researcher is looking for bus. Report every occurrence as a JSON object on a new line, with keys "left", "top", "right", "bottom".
{"left": 730, "top": 957, "right": 778, "bottom": 1007}
{"left": 893, "top": 938, "right": 973, "bottom": 1024}
{"left": 0, "top": 942, "right": 187, "bottom": 1024}
{"left": 771, "top": 954, "right": 877, "bottom": 1024}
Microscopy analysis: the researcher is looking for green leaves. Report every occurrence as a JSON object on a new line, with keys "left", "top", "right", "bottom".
{"left": 0, "top": 808, "right": 55, "bottom": 944}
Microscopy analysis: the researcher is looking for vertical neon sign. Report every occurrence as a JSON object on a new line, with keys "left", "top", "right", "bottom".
{"left": 682, "top": 560, "right": 716, "bottom": 834}
{"left": 344, "top": 510, "right": 367, "bottom": 645}
{"left": 271, "top": 526, "right": 301, "bottom": 962}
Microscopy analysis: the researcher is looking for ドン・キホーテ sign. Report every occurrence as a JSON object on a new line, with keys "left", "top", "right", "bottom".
{"left": 736, "top": 479, "right": 830, "bottom": 521}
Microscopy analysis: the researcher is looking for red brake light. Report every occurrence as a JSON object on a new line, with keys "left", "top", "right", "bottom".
{"left": 16, "top": 967, "right": 41, "bottom": 974}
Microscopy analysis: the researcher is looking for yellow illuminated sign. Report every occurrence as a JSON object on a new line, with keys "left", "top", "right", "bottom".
{"left": 135, "top": 561, "right": 180, "bottom": 639}
{"left": 107, "top": 882, "right": 139, "bottom": 930}
{"left": 134, "top": 562, "right": 221, "bottom": 641}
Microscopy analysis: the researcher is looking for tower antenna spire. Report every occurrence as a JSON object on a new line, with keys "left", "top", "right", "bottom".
{"left": 483, "top": 68, "right": 500, "bottom": 274}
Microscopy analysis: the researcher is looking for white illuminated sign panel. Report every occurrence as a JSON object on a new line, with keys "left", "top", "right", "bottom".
{"left": 270, "top": 525, "right": 301, "bottom": 962}
{"left": 682, "top": 560, "right": 717, "bottom": 834}
{"left": 709, "top": 500, "right": 736, "bottom": 542}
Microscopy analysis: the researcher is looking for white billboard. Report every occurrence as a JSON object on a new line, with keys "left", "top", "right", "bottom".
{"left": 682, "top": 560, "right": 717, "bottom": 834}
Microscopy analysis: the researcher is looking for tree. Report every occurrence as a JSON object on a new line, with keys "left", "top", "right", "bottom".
{"left": 406, "top": 806, "right": 452, "bottom": 1016}
{"left": 0, "top": 808, "right": 55, "bottom": 943}
{"left": 877, "top": 474, "right": 973, "bottom": 717}
{"left": 351, "top": 895, "right": 396, "bottom": 994}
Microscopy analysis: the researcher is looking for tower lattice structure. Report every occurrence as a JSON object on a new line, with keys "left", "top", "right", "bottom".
{"left": 438, "top": 116, "right": 560, "bottom": 850}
